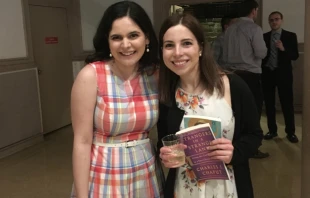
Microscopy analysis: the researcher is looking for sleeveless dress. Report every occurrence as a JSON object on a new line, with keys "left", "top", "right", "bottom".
{"left": 71, "top": 61, "right": 164, "bottom": 198}
{"left": 174, "top": 87, "right": 238, "bottom": 198}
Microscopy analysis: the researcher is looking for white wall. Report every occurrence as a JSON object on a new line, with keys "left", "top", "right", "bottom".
{"left": 0, "top": 0, "right": 27, "bottom": 59}
{"left": 262, "top": 0, "right": 305, "bottom": 43}
{"left": 79, "top": 0, "right": 153, "bottom": 51}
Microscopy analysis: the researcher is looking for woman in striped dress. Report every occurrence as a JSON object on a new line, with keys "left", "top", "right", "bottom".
{"left": 70, "top": 2, "right": 164, "bottom": 197}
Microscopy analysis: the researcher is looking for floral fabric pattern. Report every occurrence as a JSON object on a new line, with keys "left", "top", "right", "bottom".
{"left": 174, "top": 88, "right": 238, "bottom": 198}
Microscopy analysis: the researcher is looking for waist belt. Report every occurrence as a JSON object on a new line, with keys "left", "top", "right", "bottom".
{"left": 93, "top": 138, "right": 150, "bottom": 148}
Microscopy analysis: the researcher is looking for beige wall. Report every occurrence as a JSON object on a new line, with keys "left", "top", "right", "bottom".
{"left": 0, "top": 0, "right": 155, "bottom": 157}
{"left": 79, "top": 0, "right": 154, "bottom": 51}
{"left": 262, "top": 0, "right": 305, "bottom": 43}
{"left": 0, "top": 0, "right": 27, "bottom": 59}
{"left": 0, "top": 0, "right": 305, "bottom": 157}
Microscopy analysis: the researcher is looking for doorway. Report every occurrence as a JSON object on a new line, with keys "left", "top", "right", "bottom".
{"left": 29, "top": 5, "right": 73, "bottom": 133}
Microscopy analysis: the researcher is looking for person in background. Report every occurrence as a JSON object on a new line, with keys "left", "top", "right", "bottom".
{"left": 262, "top": 11, "right": 299, "bottom": 143}
{"left": 70, "top": 1, "right": 164, "bottom": 197}
{"left": 157, "top": 13, "right": 263, "bottom": 198}
{"left": 223, "top": 0, "right": 269, "bottom": 159}
{"left": 212, "top": 15, "right": 237, "bottom": 67}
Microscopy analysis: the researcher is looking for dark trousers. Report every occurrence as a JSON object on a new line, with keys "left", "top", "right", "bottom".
{"left": 234, "top": 70, "right": 263, "bottom": 120}
{"left": 261, "top": 67, "right": 295, "bottom": 135}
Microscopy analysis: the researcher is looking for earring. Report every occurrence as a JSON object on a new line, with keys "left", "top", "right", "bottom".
{"left": 109, "top": 53, "right": 112, "bottom": 57}
{"left": 146, "top": 44, "right": 150, "bottom": 52}
{"left": 199, "top": 52, "right": 202, "bottom": 56}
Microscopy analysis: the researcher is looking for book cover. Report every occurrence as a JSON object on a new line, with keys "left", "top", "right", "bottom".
{"left": 183, "top": 115, "right": 222, "bottom": 139}
{"left": 176, "top": 123, "right": 229, "bottom": 181}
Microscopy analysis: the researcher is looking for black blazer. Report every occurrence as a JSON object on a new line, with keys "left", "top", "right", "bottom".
{"left": 262, "top": 29, "right": 299, "bottom": 71}
{"left": 157, "top": 74, "right": 263, "bottom": 198}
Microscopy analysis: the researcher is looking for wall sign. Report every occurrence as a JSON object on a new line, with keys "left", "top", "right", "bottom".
{"left": 45, "top": 37, "right": 58, "bottom": 44}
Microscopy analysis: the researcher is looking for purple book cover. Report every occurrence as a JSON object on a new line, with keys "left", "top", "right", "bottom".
{"left": 176, "top": 123, "right": 229, "bottom": 181}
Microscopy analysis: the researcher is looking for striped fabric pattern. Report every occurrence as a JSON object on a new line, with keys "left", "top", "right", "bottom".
{"left": 267, "top": 32, "right": 281, "bottom": 70}
{"left": 93, "top": 62, "right": 159, "bottom": 143}
{"left": 71, "top": 62, "right": 163, "bottom": 198}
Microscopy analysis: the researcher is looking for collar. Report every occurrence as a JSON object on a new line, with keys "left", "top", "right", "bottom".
{"left": 272, "top": 28, "right": 282, "bottom": 35}
{"left": 240, "top": 17, "right": 254, "bottom": 22}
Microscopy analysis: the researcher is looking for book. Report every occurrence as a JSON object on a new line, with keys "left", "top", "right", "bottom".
{"left": 183, "top": 115, "right": 222, "bottom": 139}
{"left": 176, "top": 123, "right": 229, "bottom": 181}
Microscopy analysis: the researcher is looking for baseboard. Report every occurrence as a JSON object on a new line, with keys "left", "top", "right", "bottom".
{"left": 0, "top": 134, "right": 44, "bottom": 159}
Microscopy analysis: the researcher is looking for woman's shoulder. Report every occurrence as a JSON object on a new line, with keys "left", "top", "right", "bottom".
{"left": 76, "top": 63, "right": 96, "bottom": 80}
{"left": 88, "top": 61, "right": 108, "bottom": 70}
{"left": 73, "top": 63, "right": 97, "bottom": 93}
{"left": 75, "top": 61, "right": 109, "bottom": 84}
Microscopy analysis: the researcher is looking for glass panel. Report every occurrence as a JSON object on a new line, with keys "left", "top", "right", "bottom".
{"left": 200, "top": 18, "right": 222, "bottom": 44}
{"left": 169, "top": 1, "right": 243, "bottom": 44}
{"left": 169, "top": 5, "right": 184, "bottom": 16}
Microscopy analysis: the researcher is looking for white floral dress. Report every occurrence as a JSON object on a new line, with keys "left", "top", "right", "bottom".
{"left": 174, "top": 87, "right": 238, "bottom": 198}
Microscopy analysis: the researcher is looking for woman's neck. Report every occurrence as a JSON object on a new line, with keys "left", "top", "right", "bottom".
{"left": 110, "top": 60, "right": 138, "bottom": 81}
{"left": 179, "top": 66, "right": 205, "bottom": 94}
{"left": 179, "top": 77, "right": 204, "bottom": 95}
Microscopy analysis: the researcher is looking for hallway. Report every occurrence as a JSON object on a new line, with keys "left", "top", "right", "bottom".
{"left": 0, "top": 113, "right": 302, "bottom": 198}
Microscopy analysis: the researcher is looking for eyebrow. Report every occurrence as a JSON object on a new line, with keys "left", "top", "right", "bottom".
{"left": 163, "top": 38, "right": 194, "bottom": 43}
{"left": 110, "top": 31, "right": 141, "bottom": 38}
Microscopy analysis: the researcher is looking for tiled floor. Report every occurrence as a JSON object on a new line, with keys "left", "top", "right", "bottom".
{"left": 0, "top": 113, "right": 302, "bottom": 198}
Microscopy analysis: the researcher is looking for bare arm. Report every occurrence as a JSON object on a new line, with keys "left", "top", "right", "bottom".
{"left": 71, "top": 65, "right": 97, "bottom": 198}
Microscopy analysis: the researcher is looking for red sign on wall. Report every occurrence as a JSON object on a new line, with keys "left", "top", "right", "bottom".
{"left": 45, "top": 37, "right": 58, "bottom": 44}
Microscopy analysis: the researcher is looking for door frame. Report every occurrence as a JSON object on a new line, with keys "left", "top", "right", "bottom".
{"left": 29, "top": 5, "right": 73, "bottom": 133}
{"left": 28, "top": 0, "right": 90, "bottom": 61}
{"left": 0, "top": 0, "right": 88, "bottom": 72}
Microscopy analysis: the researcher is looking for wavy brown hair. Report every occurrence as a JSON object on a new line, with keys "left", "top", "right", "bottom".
{"left": 158, "top": 14, "right": 224, "bottom": 105}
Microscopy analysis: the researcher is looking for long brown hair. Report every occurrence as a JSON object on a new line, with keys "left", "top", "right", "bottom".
{"left": 158, "top": 14, "right": 224, "bottom": 105}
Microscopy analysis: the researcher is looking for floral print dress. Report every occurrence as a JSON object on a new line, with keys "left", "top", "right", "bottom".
{"left": 174, "top": 87, "right": 238, "bottom": 198}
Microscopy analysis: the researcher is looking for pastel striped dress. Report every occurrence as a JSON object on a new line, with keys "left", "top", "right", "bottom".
{"left": 71, "top": 61, "right": 164, "bottom": 198}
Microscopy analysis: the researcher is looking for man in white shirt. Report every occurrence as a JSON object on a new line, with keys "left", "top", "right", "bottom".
{"left": 212, "top": 15, "right": 237, "bottom": 67}
{"left": 223, "top": 0, "right": 269, "bottom": 158}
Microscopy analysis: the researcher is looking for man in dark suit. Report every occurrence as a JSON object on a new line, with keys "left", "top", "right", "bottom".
{"left": 262, "top": 11, "right": 299, "bottom": 143}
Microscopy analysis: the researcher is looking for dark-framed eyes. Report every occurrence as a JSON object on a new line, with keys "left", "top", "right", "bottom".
{"left": 269, "top": 18, "right": 281, "bottom": 22}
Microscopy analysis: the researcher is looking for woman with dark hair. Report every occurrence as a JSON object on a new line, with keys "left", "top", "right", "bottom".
{"left": 71, "top": 1, "right": 163, "bottom": 197}
{"left": 157, "top": 14, "right": 263, "bottom": 198}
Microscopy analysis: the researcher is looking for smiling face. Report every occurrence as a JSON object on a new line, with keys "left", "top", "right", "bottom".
{"left": 162, "top": 24, "right": 201, "bottom": 78}
{"left": 109, "top": 16, "right": 149, "bottom": 68}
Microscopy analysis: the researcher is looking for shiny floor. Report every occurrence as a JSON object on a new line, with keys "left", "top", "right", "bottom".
{"left": 0, "top": 113, "right": 302, "bottom": 198}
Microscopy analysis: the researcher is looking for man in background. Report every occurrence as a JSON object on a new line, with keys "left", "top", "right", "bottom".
{"left": 262, "top": 11, "right": 299, "bottom": 143}
{"left": 223, "top": 0, "right": 269, "bottom": 158}
{"left": 212, "top": 15, "right": 237, "bottom": 67}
